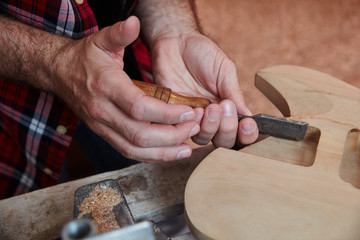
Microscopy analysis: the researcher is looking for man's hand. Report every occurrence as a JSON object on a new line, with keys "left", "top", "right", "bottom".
{"left": 0, "top": 15, "right": 201, "bottom": 163}
{"left": 136, "top": 0, "right": 258, "bottom": 149}
{"left": 51, "top": 16, "right": 203, "bottom": 162}
{"left": 151, "top": 33, "right": 258, "bottom": 148}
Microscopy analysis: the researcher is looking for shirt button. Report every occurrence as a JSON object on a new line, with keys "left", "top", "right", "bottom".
{"left": 44, "top": 167, "right": 53, "bottom": 176}
{"left": 75, "top": 0, "right": 83, "bottom": 4}
{"left": 56, "top": 125, "right": 68, "bottom": 135}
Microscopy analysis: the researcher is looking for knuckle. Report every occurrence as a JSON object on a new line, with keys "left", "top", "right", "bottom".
{"left": 87, "top": 101, "right": 105, "bottom": 120}
{"left": 96, "top": 81, "right": 107, "bottom": 95}
{"left": 132, "top": 129, "right": 150, "bottom": 148}
{"left": 128, "top": 100, "right": 144, "bottom": 120}
{"left": 108, "top": 25, "right": 117, "bottom": 41}
{"left": 89, "top": 75, "right": 108, "bottom": 95}
{"left": 121, "top": 144, "right": 136, "bottom": 160}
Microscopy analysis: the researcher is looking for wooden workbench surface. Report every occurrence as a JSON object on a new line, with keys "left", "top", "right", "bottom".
{"left": 0, "top": 143, "right": 214, "bottom": 240}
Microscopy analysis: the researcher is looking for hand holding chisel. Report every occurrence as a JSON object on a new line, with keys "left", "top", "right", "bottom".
{"left": 133, "top": 80, "right": 308, "bottom": 141}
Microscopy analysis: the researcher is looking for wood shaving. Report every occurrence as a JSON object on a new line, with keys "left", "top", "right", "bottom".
{"left": 78, "top": 185, "right": 123, "bottom": 233}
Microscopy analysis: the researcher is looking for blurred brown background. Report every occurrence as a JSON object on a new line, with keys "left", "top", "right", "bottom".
{"left": 195, "top": 0, "right": 360, "bottom": 115}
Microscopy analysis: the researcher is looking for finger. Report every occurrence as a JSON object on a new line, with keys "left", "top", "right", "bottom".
{"left": 237, "top": 117, "right": 258, "bottom": 145}
{"left": 194, "top": 107, "right": 204, "bottom": 123}
{"left": 191, "top": 104, "right": 221, "bottom": 145}
{"left": 128, "top": 144, "right": 193, "bottom": 163}
{"left": 88, "top": 99, "right": 200, "bottom": 148}
{"left": 216, "top": 58, "right": 252, "bottom": 116}
{"left": 220, "top": 81, "right": 252, "bottom": 116}
{"left": 93, "top": 123, "right": 194, "bottom": 162}
{"left": 211, "top": 100, "right": 238, "bottom": 148}
{"left": 216, "top": 59, "right": 258, "bottom": 145}
{"left": 121, "top": 120, "right": 201, "bottom": 148}
{"left": 94, "top": 16, "right": 140, "bottom": 53}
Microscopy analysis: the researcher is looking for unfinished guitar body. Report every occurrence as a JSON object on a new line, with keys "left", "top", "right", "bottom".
{"left": 184, "top": 65, "right": 360, "bottom": 240}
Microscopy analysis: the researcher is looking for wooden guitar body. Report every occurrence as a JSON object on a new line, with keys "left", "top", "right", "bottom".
{"left": 184, "top": 65, "right": 360, "bottom": 239}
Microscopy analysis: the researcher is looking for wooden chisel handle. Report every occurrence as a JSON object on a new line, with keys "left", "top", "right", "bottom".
{"left": 132, "top": 80, "right": 211, "bottom": 108}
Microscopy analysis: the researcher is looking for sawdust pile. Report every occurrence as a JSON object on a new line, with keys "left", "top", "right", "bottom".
{"left": 78, "top": 185, "right": 123, "bottom": 233}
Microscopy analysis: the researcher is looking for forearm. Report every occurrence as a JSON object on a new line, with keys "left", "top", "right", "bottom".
{"left": 0, "top": 15, "right": 71, "bottom": 92}
{"left": 135, "top": 0, "right": 199, "bottom": 46}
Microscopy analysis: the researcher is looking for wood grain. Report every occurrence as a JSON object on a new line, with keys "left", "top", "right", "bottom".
{"left": 185, "top": 65, "right": 360, "bottom": 239}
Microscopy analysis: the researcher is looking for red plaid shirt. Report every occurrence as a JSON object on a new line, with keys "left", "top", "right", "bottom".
{"left": 0, "top": 0, "right": 151, "bottom": 199}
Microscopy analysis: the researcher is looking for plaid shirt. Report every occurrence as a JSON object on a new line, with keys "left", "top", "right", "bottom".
{"left": 0, "top": 0, "right": 152, "bottom": 199}
{"left": 0, "top": 0, "right": 99, "bottom": 199}
{"left": 0, "top": 0, "right": 151, "bottom": 199}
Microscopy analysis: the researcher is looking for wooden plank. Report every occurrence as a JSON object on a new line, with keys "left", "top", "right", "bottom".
{"left": 0, "top": 144, "right": 214, "bottom": 240}
{"left": 185, "top": 65, "right": 360, "bottom": 240}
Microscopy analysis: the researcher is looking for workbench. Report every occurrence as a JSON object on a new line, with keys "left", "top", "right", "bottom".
{"left": 0, "top": 143, "right": 214, "bottom": 240}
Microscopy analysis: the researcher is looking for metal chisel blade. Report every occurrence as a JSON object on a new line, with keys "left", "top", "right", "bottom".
{"left": 238, "top": 114, "right": 309, "bottom": 141}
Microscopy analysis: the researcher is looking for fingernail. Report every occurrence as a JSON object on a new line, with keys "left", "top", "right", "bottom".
{"left": 221, "top": 102, "right": 235, "bottom": 117}
{"left": 177, "top": 149, "right": 191, "bottom": 160}
{"left": 207, "top": 107, "right": 220, "bottom": 122}
{"left": 241, "top": 120, "right": 256, "bottom": 135}
{"left": 189, "top": 125, "right": 200, "bottom": 138}
{"left": 180, "top": 111, "right": 195, "bottom": 122}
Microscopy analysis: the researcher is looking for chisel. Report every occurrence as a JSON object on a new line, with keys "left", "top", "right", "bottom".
{"left": 133, "top": 80, "right": 308, "bottom": 141}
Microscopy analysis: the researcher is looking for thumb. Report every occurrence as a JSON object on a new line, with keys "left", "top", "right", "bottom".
{"left": 94, "top": 16, "right": 140, "bottom": 53}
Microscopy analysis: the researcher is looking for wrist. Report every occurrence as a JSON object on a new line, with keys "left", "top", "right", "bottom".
{"left": 0, "top": 15, "right": 76, "bottom": 94}
{"left": 46, "top": 37, "right": 75, "bottom": 94}
{"left": 135, "top": 0, "right": 199, "bottom": 47}
{"left": 49, "top": 37, "right": 80, "bottom": 98}
{"left": 149, "top": 12, "right": 199, "bottom": 43}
